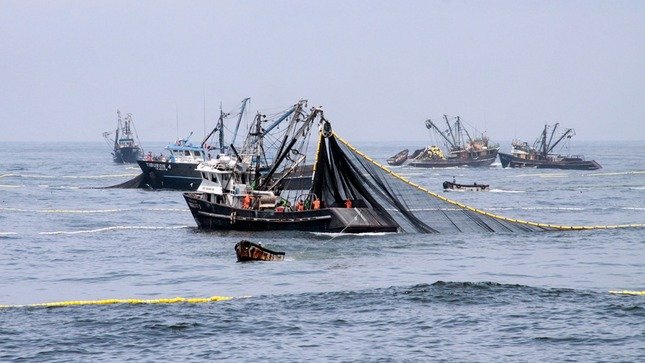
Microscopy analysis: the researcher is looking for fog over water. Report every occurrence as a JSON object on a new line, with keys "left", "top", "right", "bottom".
{"left": 1, "top": 0, "right": 643, "bottom": 144}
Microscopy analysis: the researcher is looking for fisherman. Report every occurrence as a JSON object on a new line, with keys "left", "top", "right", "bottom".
{"left": 295, "top": 200, "right": 304, "bottom": 211}
{"left": 312, "top": 198, "right": 321, "bottom": 210}
{"left": 344, "top": 199, "right": 352, "bottom": 208}
{"left": 242, "top": 195, "right": 251, "bottom": 209}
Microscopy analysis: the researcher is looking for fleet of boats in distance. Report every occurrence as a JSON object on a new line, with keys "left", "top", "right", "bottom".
{"left": 387, "top": 118, "right": 601, "bottom": 170}
{"left": 102, "top": 104, "right": 604, "bottom": 232}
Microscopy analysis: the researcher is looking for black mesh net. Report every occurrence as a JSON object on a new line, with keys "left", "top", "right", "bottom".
{"left": 312, "top": 132, "right": 555, "bottom": 233}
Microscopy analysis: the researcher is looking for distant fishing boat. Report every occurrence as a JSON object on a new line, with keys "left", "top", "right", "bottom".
{"left": 103, "top": 110, "right": 143, "bottom": 163}
{"left": 136, "top": 98, "right": 250, "bottom": 190}
{"left": 498, "top": 124, "right": 601, "bottom": 170}
{"left": 409, "top": 116, "right": 499, "bottom": 168}
{"left": 387, "top": 149, "right": 409, "bottom": 166}
{"left": 443, "top": 180, "right": 489, "bottom": 192}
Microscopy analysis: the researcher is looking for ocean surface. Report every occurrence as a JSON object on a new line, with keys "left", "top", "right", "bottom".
{"left": 0, "top": 140, "right": 643, "bottom": 361}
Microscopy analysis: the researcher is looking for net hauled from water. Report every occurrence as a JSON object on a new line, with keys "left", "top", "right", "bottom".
{"left": 311, "top": 131, "right": 643, "bottom": 233}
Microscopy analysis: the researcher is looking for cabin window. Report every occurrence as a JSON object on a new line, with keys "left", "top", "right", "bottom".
{"left": 184, "top": 151, "right": 191, "bottom": 156}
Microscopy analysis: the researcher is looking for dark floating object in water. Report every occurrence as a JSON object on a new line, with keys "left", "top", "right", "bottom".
{"left": 235, "top": 240, "right": 285, "bottom": 262}
{"left": 443, "top": 180, "right": 489, "bottom": 192}
{"left": 387, "top": 149, "right": 409, "bottom": 166}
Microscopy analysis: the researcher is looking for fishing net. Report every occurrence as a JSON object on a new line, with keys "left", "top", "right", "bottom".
{"left": 312, "top": 132, "right": 558, "bottom": 233}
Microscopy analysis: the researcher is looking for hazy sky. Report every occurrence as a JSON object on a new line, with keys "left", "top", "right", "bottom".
{"left": 1, "top": 0, "right": 643, "bottom": 144}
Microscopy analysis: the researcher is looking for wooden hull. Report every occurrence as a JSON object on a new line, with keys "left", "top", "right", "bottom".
{"left": 498, "top": 153, "right": 601, "bottom": 170}
{"left": 183, "top": 193, "right": 399, "bottom": 233}
{"left": 235, "top": 240, "right": 285, "bottom": 262}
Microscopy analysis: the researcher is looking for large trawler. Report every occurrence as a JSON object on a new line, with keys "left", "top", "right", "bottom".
{"left": 103, "top": 110, "right": 143, "bottom": 163}
{"left": 136, "top": 98, "right": 250, "bottom": 190}
{"left": 183, "top": 108, "right": 399, "bottom": 233}
{"left": 498, "top": 124, "right": 601, "bottom": 170}
{"left": 408, "top": 116, "right": 499, "bottom": 168}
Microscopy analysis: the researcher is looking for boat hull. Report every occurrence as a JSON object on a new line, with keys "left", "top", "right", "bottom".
{"left": 409, "top": 152, "right": 498, "bottom": 168}
{"left": 137, "top": 160, "right": 202, "bottom": 190}
{"left": 387, "top": 149, "right": 409, "bottom": 166}
{"left": 498, "top": 153, "right": 601, "bottom": 170}
{"left": 442, "top": 181, "right": 489, "bottom": 191}
{"left": 113, "top": 146, "right": 142, "bottom": 163}
{"left": 183, "top": 193, "right": 399, "bottom": 233}
{"left": 235, "top": 240, "right": 285, "bottom": 262}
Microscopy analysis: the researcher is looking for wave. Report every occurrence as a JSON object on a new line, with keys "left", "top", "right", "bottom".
{"left": 0, "top": 184, "right": 22, "bottom": 188}
{"left": 514, "top": 173, "right": 568, "bottom": 178}
{"left": 39, "top": 225, "right": 190, "bottom": 235}
{"left": 0, "top": 173, "right": 139, "bottom": 180}
{"left": 489, "top": 189, "right": 525, "bottom": 193}
{"left": 486, "top": 206, "right": 585, "bottom": 211}
{"left": 584, "top": 170, "right": 645, "bottom": 177}
{"left": 309, "top": 231, "right": 394, "bottom": 238}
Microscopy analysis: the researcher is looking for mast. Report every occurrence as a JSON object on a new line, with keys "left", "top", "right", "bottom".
{"left": 443, "top": 115, "right": 458, "bottom": 148}
{"left": 547, "top": 127, "right": 574, "bottom": 154}
{"left": 218, "top": 103, "right": 226, "bottom": 154}
{"left": 273, "top": 100, "right": 306, "bottom": 161}
{"left": 230, "top": 97, "right": 250, "bottom": 148}
{"left": 252, "top": 113, "right": 264, "bottom": 186}
{"left": 200, "top": 105, "right": 227, "bottom": 150}
{"left": 540, "top": 125, "right": 548, "bottom": 157}
{"left": 545, "top": 123, "right": 559, "bottom": 155}
{"left": 114, "top": 110, "right": 121, "bottom": 148}
{"left": 458, "top": 116, "right": 473, "bottom": 144}
{"left": 427, "top": 118, "right": 455, "bottom": 149}
{"left": 257, "top": 107, "right": 321, "bottom": 190}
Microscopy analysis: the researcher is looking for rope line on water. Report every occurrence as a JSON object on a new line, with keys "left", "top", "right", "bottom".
{"left": 332, "top": 132, "right": 645, "bottom": 231}
{"left": 0, "top": 295, "right": 236, "bottom": 309}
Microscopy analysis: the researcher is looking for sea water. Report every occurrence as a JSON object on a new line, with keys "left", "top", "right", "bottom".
{"left": 0, "top": 140, "right": 643, "bottom": 361}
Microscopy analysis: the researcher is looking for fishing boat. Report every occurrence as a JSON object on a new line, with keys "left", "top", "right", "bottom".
{"left": 183, "top": 108, "right": 399, "bottom": 233}
{"left": 235, "top": 240, "right": 285, "bottom": 262}
{"left": 103, "top": 110, "right": 143, "bottom": 163}
{"left": 498, "top": 124, "right": 601, "bottom": 170}
{"left": 387, "top": 149, "right": 409, "bottom": 166}
{"left": 136, "top": 98, "right": 250, "bottom": 190}
{"left": 442, "top": 180, "right": 489, "bottom": 192}
{"left": 409, "top": 116, "right": 499, "bottom": 168}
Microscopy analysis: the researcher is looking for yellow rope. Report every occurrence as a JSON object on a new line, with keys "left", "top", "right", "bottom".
{"left": 332, "top": 132, "right": 644, "bottom": 231}
{"left": 0, "top": 295, "right": 234, "bottom": 309}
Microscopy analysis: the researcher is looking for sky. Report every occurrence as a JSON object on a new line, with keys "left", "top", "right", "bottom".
{"left": 0, "top": 0, "right": 643, "bottom": 144}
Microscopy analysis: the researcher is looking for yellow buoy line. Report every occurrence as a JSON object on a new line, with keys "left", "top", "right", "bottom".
{"left": 333, "top": 132, "right": 645, "bottom": 231}
{"left": 609, "top": 290, "right": 645, "bottom": 296}
{"left": 0, "top": 295, "right": 238, "bottom": 309}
